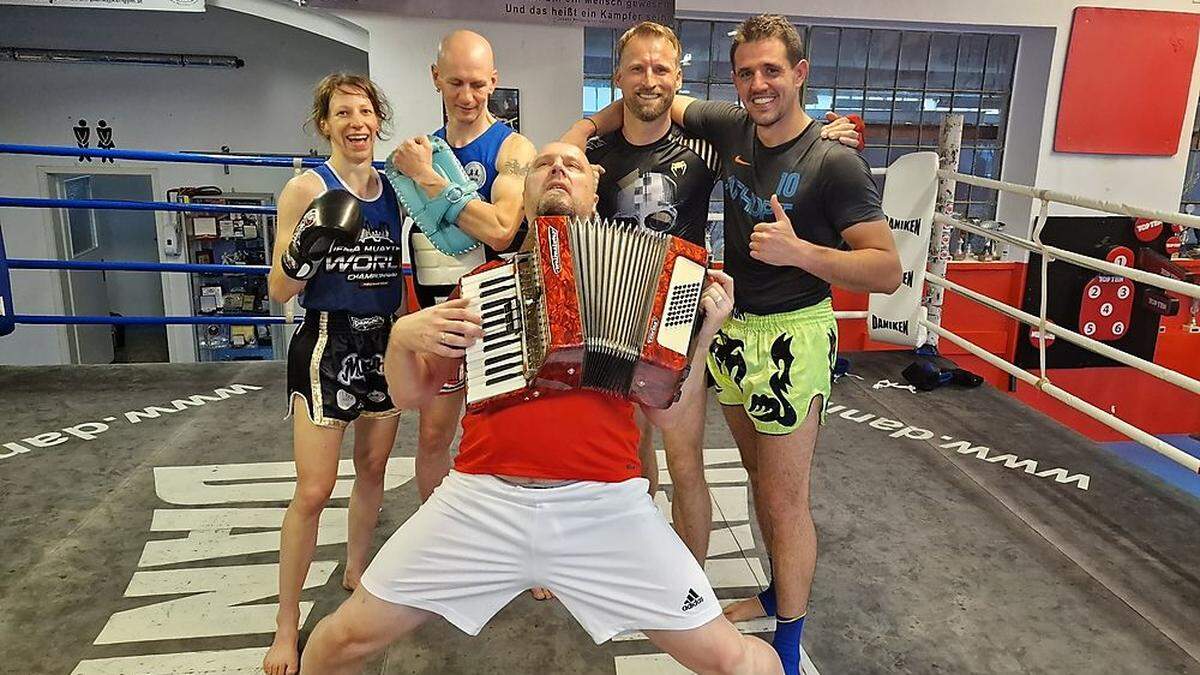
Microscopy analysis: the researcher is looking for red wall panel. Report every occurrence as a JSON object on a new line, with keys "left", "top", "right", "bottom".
{"left": 834, "top": 261, "right": 1025, "bottom": 389}
{"left": 1054, "top": 7, "right": 1200, "bottom": 156}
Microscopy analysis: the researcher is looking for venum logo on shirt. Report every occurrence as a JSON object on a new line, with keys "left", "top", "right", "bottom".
{"left": 615, "top": 170, "right": 678, "bottom": 232}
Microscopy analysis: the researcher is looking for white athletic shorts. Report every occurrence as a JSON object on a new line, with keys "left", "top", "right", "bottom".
{"left": 359, "top": 470, "right": 722, "bottom": 643}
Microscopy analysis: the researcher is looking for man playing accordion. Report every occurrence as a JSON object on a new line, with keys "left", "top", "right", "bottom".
{"left": 298, "top": 142, "right": 786, "bottom": 675}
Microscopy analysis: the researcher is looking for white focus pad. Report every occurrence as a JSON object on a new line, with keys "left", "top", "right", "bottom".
{"left": 868, "top": 151, "right": 937, "bottom": 347}
{"left": 412, "top": 232, "right": 486, "bottom": 287}
{"left": 656, "top": 256, "right": 707, "bottom": 355}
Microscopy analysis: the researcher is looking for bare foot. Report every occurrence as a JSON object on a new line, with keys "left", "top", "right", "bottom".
{"left": 531, "top": 587, "right": 555, "bottom": 601}
{"left": 722, "top": 595, "right": 769, "bottom": 623}
{"left": 342, "top": 568, "right": 361, "bottom": 592}
{"left": 263, "top": 626, "right": 299, "bottom": 675}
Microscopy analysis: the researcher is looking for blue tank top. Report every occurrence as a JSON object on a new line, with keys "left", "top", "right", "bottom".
{"left": 299, "top": 163, "right": 405, "bottom": 315}
{"left": 434, "top": 119, "right": 514, "bottom": 202}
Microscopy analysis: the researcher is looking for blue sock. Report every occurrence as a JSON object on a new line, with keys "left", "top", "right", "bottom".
{"left": 772, "top": 614, "right": 805, "bottom": 675}
{"left": 757, "top": 556, "right": 776, "bottom": 616}
{"left": 757, "top": 583, "right": 777, "bottom": 616}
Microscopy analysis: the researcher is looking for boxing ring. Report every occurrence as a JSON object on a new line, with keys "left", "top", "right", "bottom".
{"left": 1, "top": 133, "right": 1198, "bottom": 674}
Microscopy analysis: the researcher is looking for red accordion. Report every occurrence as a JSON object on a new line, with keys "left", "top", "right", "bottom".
{"left": 460, "top": 216, "right": 709, "bottom": 410}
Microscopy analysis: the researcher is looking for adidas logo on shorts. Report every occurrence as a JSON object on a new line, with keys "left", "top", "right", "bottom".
{"left": 681, "top": 588, "right": 704, "bottom": 612}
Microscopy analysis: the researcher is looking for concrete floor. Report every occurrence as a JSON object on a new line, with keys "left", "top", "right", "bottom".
{"left": 0, "top": 351, "right": 1196, "bottom": 674}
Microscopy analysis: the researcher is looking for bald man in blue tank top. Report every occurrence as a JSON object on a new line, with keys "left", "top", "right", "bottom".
{"left": 389, "top": 30, "right": 537, "bottom": 503}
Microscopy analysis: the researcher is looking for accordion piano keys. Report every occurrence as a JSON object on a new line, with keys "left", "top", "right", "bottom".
{"left": 463, "top": 263, "right": 529, "bottom": 404}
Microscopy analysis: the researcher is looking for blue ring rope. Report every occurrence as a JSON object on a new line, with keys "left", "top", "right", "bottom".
{"left": 8, "top": 258, "right": 271, "bottom": 275}
{"left": 0, "top": 196, "right": 276, "bottom": 215}
{"left": 7, "top": 258, "right": 413, "bottom": 276}
{"left": 14, "top": 314, "right": 300, "bottom": 326}
{"left": 0, "top": 143, "right": 387, "bottom": 169}
{"left": 0, "top": 143, "right": 412, "bottom": 334}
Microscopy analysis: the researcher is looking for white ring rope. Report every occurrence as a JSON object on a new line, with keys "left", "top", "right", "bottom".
{"left": 873, "top": 158, "right": 1200, "bottom": 474}
{"left": 921, "top": 319, "right": 1200, "bottom": 473}
{"left": 1032, "top": 199, "right": 1052, "bottom": 382}
{"left": 933, "top": 213, "right": 1200, "bottom": 300}
{"left": 939, "top": 169, "right": 1200, "bottom": 230}
{"left": 925, "top": 273, "right": 1200, "bottom": 396}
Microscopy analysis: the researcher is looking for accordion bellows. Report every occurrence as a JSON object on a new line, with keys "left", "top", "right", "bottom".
{"left": 461, "top": 216, "right": 709, "bottom": 410}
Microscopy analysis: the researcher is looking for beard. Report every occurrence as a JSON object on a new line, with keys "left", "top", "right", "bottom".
{"left": 536, "top": 190, "right": 576, "bottom": 217}
{"left": 624, "top": 91, "right": 672, "bottom": 123}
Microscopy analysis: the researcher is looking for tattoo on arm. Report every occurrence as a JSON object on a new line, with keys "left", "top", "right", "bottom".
{"left": 501, "top": 159, "right": 531, "bottom": 176}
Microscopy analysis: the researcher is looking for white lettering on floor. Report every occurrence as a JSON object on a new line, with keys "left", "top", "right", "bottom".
{"left": 74, "top": 450, "right": 777, "bottom": 673}
{"left": 94, "top": 562, "right": 338, "bottom": 645}
{"left": 2, "top": 384, "right": 265, "bottom": 463}
{"left": 72, "top": 457, "right": 414, "bottom": 673}
{"left": 824, "top": 403, "right": 1091, "bottom": 490}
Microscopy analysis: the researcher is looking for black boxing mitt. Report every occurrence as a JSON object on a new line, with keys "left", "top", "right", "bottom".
{"left": 902, "top": 360, "right": 950, "bottom": 391}
{"left": 281, "top": 189, "right": 363, "bottom": 280}
{"left": 948, "top": 368, "right": 983, "bottom": 388}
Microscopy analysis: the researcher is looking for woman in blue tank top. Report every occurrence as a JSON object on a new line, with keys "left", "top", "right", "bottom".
{"left": 263, "top": 73, "right": 405, "bottom": 675}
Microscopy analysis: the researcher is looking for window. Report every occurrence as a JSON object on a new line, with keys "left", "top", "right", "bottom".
{"left": 62, "top": 176, "right": 98, "bottom": 257}
{"left": 584, "top": 22, "right": 1019, "bottom": 220}
{"left": 1181, "top": 96, "right": 1200, "bottom": 216}
{"left": 1179, "top": 97, "right": 1200, "bottom": 258}
{"left": 806, "top": 27, "right": 1018, "bottom": 220}
{"left": 583, "top": 26, "right": 619, "bottom": 115}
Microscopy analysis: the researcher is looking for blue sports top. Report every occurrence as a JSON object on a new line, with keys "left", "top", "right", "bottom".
{"left": 434, "top": 119, "right": 514, "bottom": 202}
{"left": 298, "top": 162, "right": 405, "bottom": 315}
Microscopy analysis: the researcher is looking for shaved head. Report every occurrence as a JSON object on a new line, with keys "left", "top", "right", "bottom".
{"left": 436, "top": 30, "right": 495, "bottom": 71}
{"left": 433, "top": 30, "right": 498, "bottom": 127}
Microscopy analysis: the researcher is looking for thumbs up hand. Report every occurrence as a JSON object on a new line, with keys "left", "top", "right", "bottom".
{"left": 749, "top": 194, "right": 810, "bottom": 267}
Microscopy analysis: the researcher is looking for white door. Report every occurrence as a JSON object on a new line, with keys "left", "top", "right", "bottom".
{"left": 55, "top": 175, "right": 114, "bottom": 364}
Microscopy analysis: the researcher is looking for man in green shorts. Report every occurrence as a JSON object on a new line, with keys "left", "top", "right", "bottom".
{"left": 565, "top": 13, "right": 901, "bottom": 674}
{"left": 695, "top": 17, "right": 901, "bottom": 673}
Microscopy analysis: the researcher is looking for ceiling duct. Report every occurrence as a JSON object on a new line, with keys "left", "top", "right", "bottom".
{"left": 0, "top": 47, "right": 244, "bottom": 69}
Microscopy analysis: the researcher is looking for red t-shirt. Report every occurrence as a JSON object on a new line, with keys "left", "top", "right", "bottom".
{"left": 454, "top": 389, "right": 642, "bottom": 482}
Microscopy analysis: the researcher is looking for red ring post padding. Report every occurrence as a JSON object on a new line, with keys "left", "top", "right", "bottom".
{"left": 0, "top": 224, "right": 15, "bottom": 337}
